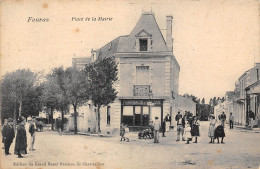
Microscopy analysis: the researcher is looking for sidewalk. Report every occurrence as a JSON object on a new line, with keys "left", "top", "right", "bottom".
{"left": 234, "top": 125, "right": 260, "bottom": 132}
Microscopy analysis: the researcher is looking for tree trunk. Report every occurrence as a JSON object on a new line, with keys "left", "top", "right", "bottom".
{"left": 18, "top": 98, "right": 22, "bottom": 117}
{"left": 73, "top": 105, "right": 77, "bottom": 134}
{"left": 51, "top": 108, "right": 54, "bottom": 130}
{"left": 97, "top": 105, "right": 101, "bottom": 136}
{"left": 61, "top": 107, "right": 64, "bottom": 132}
{"left": 13, "top": 101, "right": 17, "bottom": 131}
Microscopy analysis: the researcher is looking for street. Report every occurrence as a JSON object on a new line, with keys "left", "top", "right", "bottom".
{"left": 1, "top": 122, "right": 260, "bottom": 169}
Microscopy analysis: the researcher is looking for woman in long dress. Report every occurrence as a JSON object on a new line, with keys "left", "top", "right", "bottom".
{"left": 208, "top": 115, "right": 216, "bottom": 143}
{"left": 191, "top": 116, "right": 200, "bottom": 143}
{"left": 14, "top": 116, "right": 27, "bottom": 158}
{"left": 214, "top": 124, "right": 225, "bottom": 144}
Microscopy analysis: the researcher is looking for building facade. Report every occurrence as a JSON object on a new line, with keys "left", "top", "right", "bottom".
{"left": 217, "top": 63, "right": 260, "bottom": 127}
{"left": 71, "top": 12, "right": 196, "bottom": 134}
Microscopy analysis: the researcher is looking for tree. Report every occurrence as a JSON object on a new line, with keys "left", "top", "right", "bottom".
{"left": 1, "top": 69, "right": 38, "bottom": 125}
{"left": 22, "top": 85, "right": 43, "bottom": 118}
{"left": 201, "top": 98, "right": 205, "bottom": 105}
{"left": 213, "top": 97, "right": 218, "bottom": 106}
{"left": 85, "top": 57, "right": 118, "bottom": 135}
{"left": 41, "top": 74, "right": 60, "bottom": 130}
{"left": 221, "top": 97, "right": 225, "bottom": 103}
{"left": 52, "top": 67, "right": 89, "bottom": 134}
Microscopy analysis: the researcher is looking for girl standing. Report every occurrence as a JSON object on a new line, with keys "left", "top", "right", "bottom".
{"left": 185, "top": 122, "right": 192, "bottom": 144}
{"left": 191, "top": 116, "right": 200, "bottom": 143}
{"left": 208, "top": 115, "right": 216, "bottom": 143}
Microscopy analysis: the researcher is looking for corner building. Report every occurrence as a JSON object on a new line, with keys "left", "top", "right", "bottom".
{"left": 74, "top": 12, "right": 181, "bottom": 134}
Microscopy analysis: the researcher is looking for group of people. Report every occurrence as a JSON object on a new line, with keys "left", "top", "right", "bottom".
{"left": 2, "top": 116, "right": 36, "bottom": 158}
{"left": 120, "top": 111, "right": 231, "bottom": 145}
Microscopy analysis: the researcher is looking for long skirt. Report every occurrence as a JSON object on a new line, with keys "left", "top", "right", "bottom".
{"left": 208, "top": 125, "right": 215, "bottom": 138}
{"left": 214, "top": 125, "right": 225, "bottom": 138}
{"left": 191, "top": 125, "right": 200, "bottom": 137}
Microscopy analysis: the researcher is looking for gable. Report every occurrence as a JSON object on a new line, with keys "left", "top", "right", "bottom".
{"left": 117, "top": 13, "right": 169, "bottom": 53}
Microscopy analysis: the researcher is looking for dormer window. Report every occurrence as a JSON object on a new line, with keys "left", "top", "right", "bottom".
{"left": 139, "top": 39, "right": 148, "bottom": 51}
{"left": 135, "top": 29, "right": 152, "bottom": 52}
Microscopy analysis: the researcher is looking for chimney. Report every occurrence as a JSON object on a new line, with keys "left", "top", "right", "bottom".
{"left": 166, "top": 16, "right": 173, "bottom": 52}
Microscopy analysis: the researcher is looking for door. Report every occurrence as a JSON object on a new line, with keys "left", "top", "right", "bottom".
{"left": 135, "top": 106, "right": 141, "bottom": 126}
{"left": 142, "top": 106, "right": 149, "bottom": 126}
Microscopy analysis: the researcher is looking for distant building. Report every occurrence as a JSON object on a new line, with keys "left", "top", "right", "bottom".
{"left": 218, "top": 63, "right": 260, "bottom": 127}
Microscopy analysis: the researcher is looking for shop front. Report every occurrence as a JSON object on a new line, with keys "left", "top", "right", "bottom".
{"left": 121, "top": 99, "right": 164, "bottom": 132}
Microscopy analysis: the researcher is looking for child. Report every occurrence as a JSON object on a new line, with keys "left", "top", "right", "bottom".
{"left": 208, "top": 115, "right": 216, "bottom": 143}
{"left": 120, "top": 123, "right": 125, "bottom": 141}
{"left": 124, "top": 125, "right": 129, "bottom": 142}
{"left": 185, "top": 122, "right": 192, "bottom": 144}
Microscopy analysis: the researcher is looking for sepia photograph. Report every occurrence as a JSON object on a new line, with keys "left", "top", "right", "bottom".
{"left": 0, "top": 0, "right": 259, "bottom": 168}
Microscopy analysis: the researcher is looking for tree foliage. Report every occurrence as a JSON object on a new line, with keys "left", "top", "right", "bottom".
{"left": 52, "top": 67, "right": 89, "bottom": 134}
{"left": 85, "top": 57, "right": 118, "bottom": 134}
{"left": 1, "top": 69, "right": 39, "bottom": 124}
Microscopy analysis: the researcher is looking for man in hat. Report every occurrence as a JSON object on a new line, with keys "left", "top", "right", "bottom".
{"left": 153, "top": 116, "right": 161, "bottom": 143}
{"left": 175, "top": 112, "right": 185, "bottom": 141}
{"left": 2, "top": 118, "right": 15, "bottom": 155}
{"left": 164, "top": 114, "right": 171, "bottom": 133}
{"left": 229, "top": 113, "right": 234, "bottom": 129}
{"left": 28, "top": 117, "right": 36, "bottom": 151}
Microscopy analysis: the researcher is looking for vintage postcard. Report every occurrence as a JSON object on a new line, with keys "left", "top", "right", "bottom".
{"left": 0, "top": 0, "right": 259, "bottom": 169}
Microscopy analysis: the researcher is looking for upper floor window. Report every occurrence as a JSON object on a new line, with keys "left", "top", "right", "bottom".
{"left": 139, "top": 39, "right": 148, "bottom": 51}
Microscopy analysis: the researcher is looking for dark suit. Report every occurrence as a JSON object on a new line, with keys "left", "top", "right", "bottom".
{"left": 2, "top": 123, "right": 15, "bottom": 154}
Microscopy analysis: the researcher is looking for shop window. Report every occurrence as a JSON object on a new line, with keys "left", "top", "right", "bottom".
{"left": 139, "top": 39, "right": 148, "bottom": 51}
{"left": 123, "top": 106, "right": 133, "bottom": 126}
{"left": 107, "top": 106, "right": 111, "bottom": 125}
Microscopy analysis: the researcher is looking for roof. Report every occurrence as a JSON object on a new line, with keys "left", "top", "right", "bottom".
{"left": 97, "top": 36, "right": 128, "bottom": 59}
{"left": 117, "top": 13, "right": 169, "bottom": 52}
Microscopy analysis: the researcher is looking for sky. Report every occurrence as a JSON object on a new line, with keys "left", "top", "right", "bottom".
{"left": 0, "top": 0, "right": 259, "bottom": 103}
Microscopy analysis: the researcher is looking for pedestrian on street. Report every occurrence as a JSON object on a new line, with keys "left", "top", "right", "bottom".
{"left": 162, "top": 120, "right": 166, "bottom": 137}
{"left": 2, "top": 118, "right": 15, "bottom": 155}
{"left": 120, "top": 123, "right": 126, "bottom": 141}
{"left": 14, "top": 116, "right": 27, "bottom": 158}
{"left": 191, "top": 116, "right": 200, "bottom": 143}
{"left": 56, "top": 117, "right": 63, "bottom": 135}
{"left": 153, "top": 116, "right": 160, "bottom": 143}
{"left": 220, "top": 112, "right": 226, "bottom": 127}
{"left": 184, "top": 122, "right": 192, "bottom": 144}
{"left": 2, "top": 119, "right": 8, "bottom": 150}
{"left": 229, "top": 113, "right": 234, "bottom": 129}
{"left": 249, "top": 110, "right": 255, "bottom": 128}
{"left": 208, "top": 115, "right": 216, "bottom": 143}
{"left": 175, "top": 112, "right": 185, "bottom": 142}
{"left": 214, "top": 124, "right": 225, "bottom": 144}
{"left": 149, "top": 121, "right": 154, "bottom": 138}
{"left": 164, "top": 114, "right": 171, "bottom": 133}
{"left": 28, "top": 117, "right": 36, "bottom": 151}
{"left": 124, "top": 125, "right": 129, "bottom": 142}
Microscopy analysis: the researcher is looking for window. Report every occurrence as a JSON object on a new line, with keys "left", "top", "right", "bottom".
{"left": 139, "top": 39, "right": 148, "bottom": 51}
{"left": 123, "top": 106, "right": 133, "bottom": 126}
{"left": 136, "top": 66, "right": 149, "bottom": 85}
{"left": 107, "top": 106, "right": 111, "bottom": 125}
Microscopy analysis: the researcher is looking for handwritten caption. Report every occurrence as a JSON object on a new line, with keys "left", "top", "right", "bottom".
{"left": 13, "top": 162, "right": 104, "bottom": 167}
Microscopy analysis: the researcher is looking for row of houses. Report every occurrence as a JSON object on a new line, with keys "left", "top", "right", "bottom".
{"left": 67, "top": 12, "right": 196, "bottom": 135}
{"left": 214, "top": 63, "right": 260, "bottom": 127}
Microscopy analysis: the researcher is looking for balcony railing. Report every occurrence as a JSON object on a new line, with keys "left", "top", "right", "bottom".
{"left": 133, "top": 85, "right": 150, "bottom": 96}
